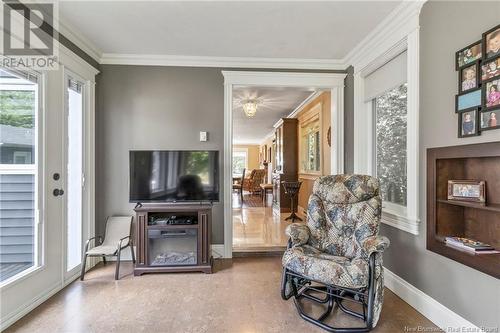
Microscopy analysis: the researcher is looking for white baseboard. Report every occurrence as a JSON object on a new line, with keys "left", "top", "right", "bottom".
{"left": 383, "top": 267, "right": 479, "bottom": 331}
{"left": 0, "top": 262, "right": 97, "bottom": 331}
{"left": 211, "top": 244, "right": 225, "bottom": 259}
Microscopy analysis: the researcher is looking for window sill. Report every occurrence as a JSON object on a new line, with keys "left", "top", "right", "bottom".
{"left": 0, "top": 265, "right": 45, "bottom": 290}
{"left": 381, "top": 210, "right": 420, "bottom": 235}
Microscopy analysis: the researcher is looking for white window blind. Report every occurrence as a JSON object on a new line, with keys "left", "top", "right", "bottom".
{"left": 364, "top": 50, "right": 407, "bottom": 102}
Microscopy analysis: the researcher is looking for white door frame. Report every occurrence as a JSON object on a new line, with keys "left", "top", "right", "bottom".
{"left": 222, "top": 71, "right": 347, "bottom": 258}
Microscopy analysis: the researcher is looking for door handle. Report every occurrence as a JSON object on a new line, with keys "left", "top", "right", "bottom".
{"left": 53, "top": 188, "right": 64, "bottom": 196}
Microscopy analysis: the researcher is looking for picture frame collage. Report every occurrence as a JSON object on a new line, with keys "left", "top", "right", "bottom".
{"left": 455, "top": 24, "right": 500, "bottom": 138}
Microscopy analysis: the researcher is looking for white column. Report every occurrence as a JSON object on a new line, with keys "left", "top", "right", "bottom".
{"left": 223, "top": 82, "right": 233, "bottom": 258}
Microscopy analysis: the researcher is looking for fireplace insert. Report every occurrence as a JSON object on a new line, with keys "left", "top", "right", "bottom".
{"left": 148, "top": 228, "right": 198, "bottom": 266}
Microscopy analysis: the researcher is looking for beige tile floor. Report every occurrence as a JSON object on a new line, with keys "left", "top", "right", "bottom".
{"left": 232, "top": 193, "right": 296, "bottom": 251}
{"left": 6, "top": 257, "right": 439, "bottom": 333}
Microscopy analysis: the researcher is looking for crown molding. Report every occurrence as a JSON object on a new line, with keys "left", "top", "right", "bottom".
{"left": 57, "top": 17, "right": 103, "bottom": 63}
{"left": 100, "top": 53, "right": 347, "bottom": 70}
{"left": 287, "top": 90, "right": 323, "bottom": 119}
{"left": 343, "top": 0, "right": 426, "bottom": 72}
{"left": 53, "top": 0, "right": 426, "bottom": 72}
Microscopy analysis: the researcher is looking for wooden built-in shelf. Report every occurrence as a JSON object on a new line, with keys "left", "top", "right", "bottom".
{"left": 436, "top": 199, "right": 500, "bottom": 213}
{"left": 427, "top": 142, "right": 500, "bottom": 279}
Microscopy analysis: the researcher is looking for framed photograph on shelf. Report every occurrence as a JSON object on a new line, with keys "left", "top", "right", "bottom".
{"left": 458, "top": 109, "right": 479, "bottom": 138}
{"left": 480, "top": 109, "right": 500, "bottom": 131}
{"left": 459, "top": 63, "right": 479, "bottom": 93}
{"left": 483, "top": 78, "right": 500, "bottom": 110}
{"left": 455, "top": 88, "right": 481, "bottom": 112}
{"left": 456, "top": 40, "right": 482, "bottom": 70}
{"left": 481, "top": 56, "right": 500, "bottom": 82}
{"left": 447, "top": 180, "right": 486, "bottom": 203}
{"left": 483, "top": 24, "right": 500, "bottom": 61}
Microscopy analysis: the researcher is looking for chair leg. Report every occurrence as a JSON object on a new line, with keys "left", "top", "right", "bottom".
{"left": 115, "top": 249, "right": 121, "bottom": 280}
{"left": 102, "top": 256, "right": 106, "bottom": 265}
{"left": 130, "top": 244, "right": 136, "bottom": 264}
{"left": 80, "top": 254, "right": 87, "bottom": 281}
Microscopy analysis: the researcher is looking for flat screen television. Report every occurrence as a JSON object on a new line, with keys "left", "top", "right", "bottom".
{"left": 129, "top": 150, "right": 219, "bottom": 203}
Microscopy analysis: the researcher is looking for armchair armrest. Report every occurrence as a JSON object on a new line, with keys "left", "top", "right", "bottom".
{"left": 84, "top": 236, "right": 102, "bottom": 253}
{"left": 117, "top": 236, "right": 131, "bottom": 250}
{"left": 361, "top": 236, "right": 390, "bottom": 256}
{"left": 285, "top": 223, "right": 310, "bottom": 247}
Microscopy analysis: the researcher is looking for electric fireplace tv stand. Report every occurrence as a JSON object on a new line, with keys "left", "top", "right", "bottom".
{"left": 133, "top": 203, "right": 213, "bottom": 275}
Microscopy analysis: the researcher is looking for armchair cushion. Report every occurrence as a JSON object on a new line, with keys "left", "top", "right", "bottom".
{"left": 282, "top": 245, "right": 373, "bottom": 289}
{"left": 285, "top": 223, "right": 310, "bottom": 246}
{"left": 86, "top": 245, "right": 118, "bottom": 256}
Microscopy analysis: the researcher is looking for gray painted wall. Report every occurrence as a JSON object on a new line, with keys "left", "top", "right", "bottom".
{"left": 95, "top": 66, "right": 351, "bottom": 243}
{"left": 380, "top": 1, "right": 500, "bottom": 328}
{"left": 95, "top": 66, "right": 225, "bottom": 242}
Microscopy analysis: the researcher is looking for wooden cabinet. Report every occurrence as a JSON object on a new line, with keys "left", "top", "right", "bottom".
{"left": 134, "top": 204, "right": 213, "bottom": 275}
{"left": 272, "top": 118, "right": 298, "bottom": 213}
{"left": 427, "top": 142, "right": 500, "bottom": 279}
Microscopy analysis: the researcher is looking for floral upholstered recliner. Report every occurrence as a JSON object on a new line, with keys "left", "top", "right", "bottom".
{"left": 281, "top": 175, "right": 390, "bottom": 332}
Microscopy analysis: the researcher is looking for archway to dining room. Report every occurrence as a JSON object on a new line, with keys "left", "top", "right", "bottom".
{"left": 222, "top": 71, "right": 347, "bottom": 258}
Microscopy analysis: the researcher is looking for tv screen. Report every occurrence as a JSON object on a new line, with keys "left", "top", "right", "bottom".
{"left": 129, "top": 150, "right": 219, "bottom": 203}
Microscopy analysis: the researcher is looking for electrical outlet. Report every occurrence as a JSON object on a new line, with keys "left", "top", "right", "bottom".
{"left": 199, "top": 131, "right": 208, "bottom": 142}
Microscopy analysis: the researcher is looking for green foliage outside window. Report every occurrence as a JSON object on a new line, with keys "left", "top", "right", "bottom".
{"left": 0, "top": 90, "right": 35, "bottom": 128}
{"left": 375, "top": 83, "right": 407, "bottom": 206}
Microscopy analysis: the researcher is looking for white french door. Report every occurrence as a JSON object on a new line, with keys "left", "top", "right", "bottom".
{"left": 0, "top": 57, "right": 96, "bottom": 329}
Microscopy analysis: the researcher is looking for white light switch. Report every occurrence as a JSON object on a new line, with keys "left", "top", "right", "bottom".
{"left": 199, "top": 131, "right": 208, "bottom": 142}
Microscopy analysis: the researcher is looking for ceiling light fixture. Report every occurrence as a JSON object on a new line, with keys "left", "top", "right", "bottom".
{"left": 242, "top": 100, "right": 259, "bottom": 118}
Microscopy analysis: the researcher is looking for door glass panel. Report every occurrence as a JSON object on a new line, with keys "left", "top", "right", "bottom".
{"left": 0, "top": 68, "right": 38, "bottom": 283}
{"left": 66, "top": 78, "right": 83, "bottom": 272}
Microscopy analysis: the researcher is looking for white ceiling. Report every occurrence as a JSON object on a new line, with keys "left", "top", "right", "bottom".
{"left": 59, "top": 1, "right": 401, "bottom": 60}
{"left": 232, "top": 86, "right": 314, "bottom": 145}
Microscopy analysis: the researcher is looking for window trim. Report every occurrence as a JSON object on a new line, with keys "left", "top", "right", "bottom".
{"left": 232, "top": 148, "right": 248, "bottom": 174}
{"left": 353, "top": 30, "right": 420, "bottom": 235}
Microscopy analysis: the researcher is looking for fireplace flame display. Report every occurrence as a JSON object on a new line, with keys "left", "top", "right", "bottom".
{"left": 152, "top": 252, "right": 196, "bottom": 266}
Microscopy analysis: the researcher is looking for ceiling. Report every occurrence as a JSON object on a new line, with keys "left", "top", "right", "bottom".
{"left": 59, "top": 1, "right": 401, "bottom": 60}
{"left": 232, "top": 87, "right": 314, "bottom": 145}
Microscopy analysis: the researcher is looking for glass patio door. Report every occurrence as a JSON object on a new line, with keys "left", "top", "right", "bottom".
{"left": 1, "top": 66, "right": 91, "bottom": 327}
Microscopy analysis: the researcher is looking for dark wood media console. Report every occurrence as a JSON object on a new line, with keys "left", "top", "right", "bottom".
{"left": 134, "top": 204, "right": 213, "bottom": 275}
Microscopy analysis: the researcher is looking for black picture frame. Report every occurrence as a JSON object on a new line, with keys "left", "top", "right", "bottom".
{"left": 482, "top": 78, "right": 500, "bottom": 111}
{"left": 482, "top": 24, "right": 500, "bottom": 61}
{"left": 481, "top": 55, "right": 500, "bottom": 83}
{"left": 455, "top": 88, "right": 482, "bottom": 113}
{"left": 458, "top": 109, "right": 479, "bottom": 138}
{"left": 456, "top": 40, "right": 482, "bottom": 70}
{"left": 479, "top": 107, "right": 500, "bottom": 131}
{"left": 459, "top": 62, "right": 479, "bottom": 93}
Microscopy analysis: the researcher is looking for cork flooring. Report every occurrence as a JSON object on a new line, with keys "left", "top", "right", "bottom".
{"left": 6, "top": 257, "right": 438, "bottom": 333}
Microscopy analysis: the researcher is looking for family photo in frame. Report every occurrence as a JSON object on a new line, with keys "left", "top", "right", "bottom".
{"left": 455, "top": 23, "right": 500, "bottom": 138}
{"left": 447, "top": 180, "right": 486, "bottom": 203}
